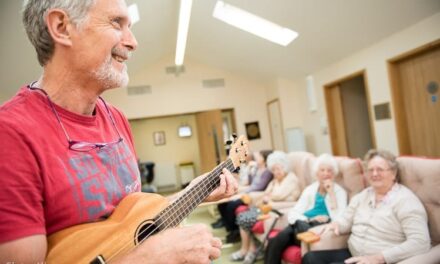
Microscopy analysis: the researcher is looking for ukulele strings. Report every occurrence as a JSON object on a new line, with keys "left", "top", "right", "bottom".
{"left": 105, "top": 158, "right": 236, "bottom": 262}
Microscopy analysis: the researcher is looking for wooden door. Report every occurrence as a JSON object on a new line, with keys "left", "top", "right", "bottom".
{"left": 267, "top": 99, "right": 285, "bottom": 150}
{"left": 390, "top": 42, "right": 440, "bottom": 156}
{"left": 325, "top": 72, "right": 375, "bottom": 158}
{"left": 325, "top": 85, "right": 349, "bottom": 156}
{"left": 195, "top": 110, "right": 226, "bottom": 173}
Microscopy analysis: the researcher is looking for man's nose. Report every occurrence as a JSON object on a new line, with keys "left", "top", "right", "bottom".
{"left": 122, "top": 28, "right": 138, "bottom": 51}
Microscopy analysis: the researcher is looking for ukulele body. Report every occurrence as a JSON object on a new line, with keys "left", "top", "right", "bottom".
{"left": 46, "top": 192, "right": 168, "bottom": 264}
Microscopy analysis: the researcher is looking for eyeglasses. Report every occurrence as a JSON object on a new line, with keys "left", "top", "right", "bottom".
{"left": 366, "top": 167, "right": 391, "bottom": 175}
{"left": 28, "top": 85, "right": 123, "bottom": 152}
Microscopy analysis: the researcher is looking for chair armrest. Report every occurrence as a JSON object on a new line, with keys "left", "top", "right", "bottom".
{"left": 301, "top": 225, "right": 349, "bottom": 256}
{"left": 247, "top": 191, "right": 266, "bottom": 206}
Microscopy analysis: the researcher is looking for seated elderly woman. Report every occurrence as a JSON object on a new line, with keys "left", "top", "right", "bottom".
{"left": 264, "top": 153, "right": 348, "bottom": 264}
{"left": 303, "top": 149, "right": 431, "bottom": 264}
{"left": 214, "top": 150, "right": 274, "bottom": 243}
{"left": 230, "top": 151, "right": 301, "bottom": 263}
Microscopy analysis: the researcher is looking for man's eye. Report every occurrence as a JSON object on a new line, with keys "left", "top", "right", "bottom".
{"left": 111, "top": 19, "right": 122, "bottom": 29}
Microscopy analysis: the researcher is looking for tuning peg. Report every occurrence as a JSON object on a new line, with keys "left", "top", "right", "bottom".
{"left": 232, "top": 133, "right": 238, "bottom": 142}
{"left": 225, "top": 140, "right": 233, "bottom": 146}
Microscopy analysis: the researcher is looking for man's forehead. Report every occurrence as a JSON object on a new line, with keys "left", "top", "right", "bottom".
{"left": 90, "top": 0, "right": 130, "bottom": 19}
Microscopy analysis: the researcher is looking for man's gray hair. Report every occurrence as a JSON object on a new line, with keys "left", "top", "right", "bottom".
{"left": 267, "top": 151, "right": 289, "bottom": 173}
{"left": 22, "top": 0, "right": 96, "bottom": 66}
{"left": 312, "top": 153, "right": 339, "bottom": 177}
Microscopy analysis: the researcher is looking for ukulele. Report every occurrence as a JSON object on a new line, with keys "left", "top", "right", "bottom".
{"left": 46, "top": 135, "right": 248, "bottom": 264}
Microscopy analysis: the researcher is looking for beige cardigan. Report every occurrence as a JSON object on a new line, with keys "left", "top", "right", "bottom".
{"left": 264, "top": 172, "right": 300, "bottom": 202}
{"left": 337, "top": 184, "right": 431, "bottom": 263}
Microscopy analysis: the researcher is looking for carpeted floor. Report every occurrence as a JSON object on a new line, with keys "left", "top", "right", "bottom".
{"left": 184, "top": 205, "right": 264, "bottom": 264}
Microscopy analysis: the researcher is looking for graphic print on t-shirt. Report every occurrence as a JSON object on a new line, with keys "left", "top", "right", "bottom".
{"left": 62, "top": 142, "right": 140, "bottom": 222}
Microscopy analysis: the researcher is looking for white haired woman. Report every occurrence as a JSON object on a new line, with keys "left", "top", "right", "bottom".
{"left": 302, "top": 149, "right": 430, "bottom": 264}
{"left": 264, "top": 154, "right": 348, "bottom": 264}
{"left": 231, "top": 151, "right": 301, "bottom": 263}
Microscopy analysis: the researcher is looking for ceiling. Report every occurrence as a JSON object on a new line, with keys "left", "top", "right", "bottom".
{"left": 1, "top": 0, "right": 440, "bottom": 93}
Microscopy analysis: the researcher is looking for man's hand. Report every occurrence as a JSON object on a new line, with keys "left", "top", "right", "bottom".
{"left": 168, "top": 168, "right": 238, "bottom": 203}
{"left": 204, "top": 168, "right": 238, "bottom": 202}
{"left": 320, "top": 222, "right": 340, "bottom": 236}
{"left": 344, "top": 254, "right": 385, "bottom": 264}
{"left": 127, "top": 224, "right": 222, "bottom": 264}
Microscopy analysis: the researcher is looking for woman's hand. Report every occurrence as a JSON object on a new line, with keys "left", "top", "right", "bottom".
{"left": 262, "top": 195, "right": 270, "bottom": 204}
{"left": 344, "top": 254, "right": 385, "bottom": 264}
{"left": 320, "top": 221, "right": 340, "bottom": 236}
{"left": 323, "top": 179, "right": 334, "bottom": 193}
{"left": 310, "top": 215, "right": 329, "bottom": 223}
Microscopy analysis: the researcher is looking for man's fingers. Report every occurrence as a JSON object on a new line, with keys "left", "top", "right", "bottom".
{"left": 211, "top": 237, "right": 222, "bottom": 248}
{"left": 208, "top": 244, "right": 221, "bottom": 261}
{"left": 222, "top": 168, "right": 238, "bottom": 195}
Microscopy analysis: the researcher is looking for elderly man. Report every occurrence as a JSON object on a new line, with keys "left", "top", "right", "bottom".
{"left": 0, "top": 0, "right": 238, "bottom": 263}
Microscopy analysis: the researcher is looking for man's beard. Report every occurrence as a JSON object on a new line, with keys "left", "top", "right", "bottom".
{"left": 93, "top": 47, "right": 130, "bottom": 89}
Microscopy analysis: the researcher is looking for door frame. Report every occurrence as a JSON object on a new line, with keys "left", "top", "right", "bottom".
{"left": 324, "top": 70, "right": 376, "bottom": 156}
{"left": 387, "top": 39, "right": 440, "bottom": 154}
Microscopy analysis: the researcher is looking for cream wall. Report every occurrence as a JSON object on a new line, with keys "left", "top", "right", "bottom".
{"left": 282, "top": 12, "right": 440, "bottom": 155}
{"left": 104, "top": 56, "right": 273, "bottom": 152}
{"left": 129, "top": 114, "right": 200, "bottom": 188}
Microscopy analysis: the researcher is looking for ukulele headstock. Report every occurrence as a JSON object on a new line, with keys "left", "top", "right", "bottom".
{"left": 227, "top": 134, "right": 249, "bottom": 169}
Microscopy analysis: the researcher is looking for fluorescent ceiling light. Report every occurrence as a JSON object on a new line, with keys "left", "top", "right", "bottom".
{"left": 128, "top": 4, "right": 140, "bottom": 25}
{"left": 175, "top": 0, "right": 193, "bottom": 66}
{"left": 213, "top": 1, "right": 298, "bottom": 46}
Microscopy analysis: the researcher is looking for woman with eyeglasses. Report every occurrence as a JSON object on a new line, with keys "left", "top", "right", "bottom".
{"left": 302, "top": 149, "right": 431, "bottom": 264}
{"left": 264, "top": 153, "right": 347, "bottom": 264}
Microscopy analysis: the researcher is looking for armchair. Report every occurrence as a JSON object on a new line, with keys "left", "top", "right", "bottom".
{"left": 301, "top": 156, "right": 440, "bottom": 264}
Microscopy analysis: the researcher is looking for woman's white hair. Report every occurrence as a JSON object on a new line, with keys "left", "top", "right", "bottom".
{"left": 312, "top": 153, "right": 339, "bottom": 177}
{"left": 266, "top": 151, "right": 289, "bottom": 173}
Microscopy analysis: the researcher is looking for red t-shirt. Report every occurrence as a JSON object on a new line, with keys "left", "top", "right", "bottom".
{"left": 0, "top": 86, "right": 141, "bottom": 243}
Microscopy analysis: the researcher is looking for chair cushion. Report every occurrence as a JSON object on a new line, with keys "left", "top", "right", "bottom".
{"left": 398, "top": 156, "right": 440, "bottom": 245}
{"left": 287, "top": 152, "right": 315, "bottom": 191}
{"left": 282, "top": 245, "right": 302, "bottom": 264}
{"left": 251, "top": 220, "right": 265, "bottom": 234}
{"left": 334, "top": 157, "right": 366, "bottom": 199}
{"left": 235, "top": 205, "right": 249, "bottom": 215}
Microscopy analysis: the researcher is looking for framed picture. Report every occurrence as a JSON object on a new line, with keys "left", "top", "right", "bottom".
{"left": 153, "top": 131, "right": 166, "bottom": 146}
{"left": 245, "top": 121, "right": 261, "bottom": 140}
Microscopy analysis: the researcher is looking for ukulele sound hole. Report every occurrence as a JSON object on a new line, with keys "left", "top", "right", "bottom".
{"left": 135, "top": 220, "right": 158, "bottom": 245}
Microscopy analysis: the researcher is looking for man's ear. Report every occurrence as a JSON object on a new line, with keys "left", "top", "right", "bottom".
{"left": 45, "top": 9, "right": 73, "bottom": 47}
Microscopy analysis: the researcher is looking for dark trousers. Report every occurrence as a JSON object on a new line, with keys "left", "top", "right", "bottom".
{"left": 217, "top": 199, "right": 244, "bottom": 232}
{"left": 302, "top": 249, "right": 352, "bottom": 264}
{"left": 264, "top": 220, "right": 324, "bottom": 264}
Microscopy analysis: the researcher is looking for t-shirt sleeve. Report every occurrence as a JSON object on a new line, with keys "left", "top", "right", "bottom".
{"left": 0, "top": 123, "right": 46, "bottom": 243}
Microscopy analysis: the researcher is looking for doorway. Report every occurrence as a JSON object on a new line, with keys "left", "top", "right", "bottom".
{"left": 267, "top": 99, "right": 285, "bottom": 151}
{"left": 195, "top": 110, "right": 226, "bottom": 173}
{"left": 388, "top": 40, "right": 440, "bottom": 157}
{"left": 324, "top": 71, "right": 375, "bottom": 158}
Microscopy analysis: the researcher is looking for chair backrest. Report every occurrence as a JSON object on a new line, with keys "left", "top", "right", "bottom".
{"left": 334, "top": 157, "right": 367, "bottom": 200}
{"left": 287, "top": 151, "right": 315, "bottom": 191}
{"left": 397, "top": 156, "right": 440, "bottom": 246}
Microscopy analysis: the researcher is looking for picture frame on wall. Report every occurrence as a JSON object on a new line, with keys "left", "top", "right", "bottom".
{"left": 153, "top": 131, "right": 166, "bottom": 146}
{"left": 245, "top": 121, "right": 261, "bottom": 140}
